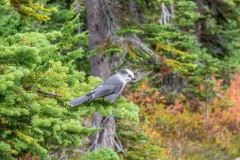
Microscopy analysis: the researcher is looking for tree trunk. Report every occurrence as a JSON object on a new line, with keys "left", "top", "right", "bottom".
{"left": 86, "top": 0, "right": 115, "bottom": 151}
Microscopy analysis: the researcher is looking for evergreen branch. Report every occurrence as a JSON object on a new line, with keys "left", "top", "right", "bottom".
{"left": 10, "top": 0, "right": 57, "bottom": 22}
{"left": 124, "top": 35, "right": 160, "bottom": 62}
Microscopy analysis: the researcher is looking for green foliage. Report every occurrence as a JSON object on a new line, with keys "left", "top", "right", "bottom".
{"left": 0, "top": 31, "right": 91, "bottom": 158}
{"left": 119, "top": 123, "right": 168, "bottom": 160}
{"left": 0, "top": 0, "right": 59, "bottom": 37}
{"left": 174, "top": 0, "right": 200, "bottom": 27}
{"left": 180, "top": 142, "right": 231, "bottom": 160}
{"left": 70, "top": 92, "right": 139, "bottom": 122}
{"left": 0, "top": 1, "right": 29, "bottom": 37}
{"left": 117, "top": 27, "right": 145, "bottom": 36}
{"left": 8, "top": 0, "right": 57, "bottom": 22}
{"left": 58, "top": 4, "right": 88, "bottom": 53}
{"left": 81, "top": 148, "right": 119, "bottom": 160}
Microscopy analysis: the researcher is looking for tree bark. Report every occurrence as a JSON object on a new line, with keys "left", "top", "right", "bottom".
{"left": 86, "top": 0, "right": 115, "bottom": 151}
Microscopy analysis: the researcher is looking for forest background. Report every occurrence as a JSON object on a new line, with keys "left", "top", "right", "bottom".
{"left": 1, "top": 0, "right": 240, "bottom": 159}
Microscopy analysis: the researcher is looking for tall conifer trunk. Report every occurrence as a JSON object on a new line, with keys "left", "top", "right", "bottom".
{"left": 86, "top": 0, "right": 116, "bottom": 151}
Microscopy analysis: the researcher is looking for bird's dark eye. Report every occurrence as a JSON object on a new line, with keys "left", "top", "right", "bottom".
{"left": 128, "top": 75, "right": 131, "bottom": 77}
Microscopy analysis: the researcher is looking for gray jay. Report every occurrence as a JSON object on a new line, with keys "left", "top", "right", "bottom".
{"left": 68, "top": 69, "right": 136, "bottom": 107}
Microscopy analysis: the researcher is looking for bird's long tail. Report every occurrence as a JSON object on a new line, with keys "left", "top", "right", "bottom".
{"left": 68, "top": 95, "right": 90, "bottom": 107}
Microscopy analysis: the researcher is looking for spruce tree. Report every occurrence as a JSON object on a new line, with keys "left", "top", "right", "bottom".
{"left": 0, "top": 28, "right": 138, "bottom": 160}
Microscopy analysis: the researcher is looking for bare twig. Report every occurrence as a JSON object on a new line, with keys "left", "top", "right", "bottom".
{"left": 151, "top": 73, "right": 163, "bottom": 79}
{"left": 114, "top": 133, "right": 126, "bottom": 157}
{"left": 37, "top": 90, "right": 61, "bottom": 97}
{"left": 132, "top": 69, "right": 151, "bottom": 82}
{"left": 100, "top": 0, "right": 119, "bottom": 39}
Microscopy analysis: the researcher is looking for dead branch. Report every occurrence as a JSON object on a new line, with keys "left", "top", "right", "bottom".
{"left": 132, "top": 69, "right": 151, "bottom": 82}
{"left": 160, "top": 2, "right": 172, "bottom": 25}
{"left": 37, "top": 90, "right": 61, "bottom": 97}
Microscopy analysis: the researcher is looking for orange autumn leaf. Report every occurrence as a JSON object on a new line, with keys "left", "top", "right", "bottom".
{"left": 137, "top": 81, "right": 151, "bottom": 91}
{"left": 145, "top": 97, "right": 152, "bottom": 103}
{"left": 152, "top": 91, "right": 160, "bottom": 99}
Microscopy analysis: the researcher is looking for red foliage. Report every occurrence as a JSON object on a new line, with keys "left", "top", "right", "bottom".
{"left": 19, "top": 153, "right": 40, "bottom": 160}
{"left": 124, "top": 74, "right": 240, "bottom": 159}
{"left": 226, "top": 74, "right": 240, "bottom": 111}
{"left": 159, "top": 56, "right": 173, "bottom": 77}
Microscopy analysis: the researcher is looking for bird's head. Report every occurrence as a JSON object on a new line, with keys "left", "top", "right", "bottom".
{"left": 118, "top": 69, "right": 136, "bottom": 82}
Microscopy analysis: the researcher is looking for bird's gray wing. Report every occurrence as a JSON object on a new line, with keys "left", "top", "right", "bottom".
{"left": 88, "top": 84, "right": 123, "bottom": 100}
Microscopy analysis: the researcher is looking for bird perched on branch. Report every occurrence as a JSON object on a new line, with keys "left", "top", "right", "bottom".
{"left": 68, "top": 69, "right": 136, "bottom": 107}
